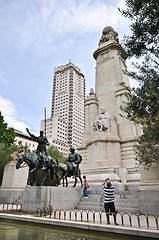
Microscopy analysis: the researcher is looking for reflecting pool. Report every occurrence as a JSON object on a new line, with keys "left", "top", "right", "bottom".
{"left": 0, "top": 219, "right": 150, "bottom": 240}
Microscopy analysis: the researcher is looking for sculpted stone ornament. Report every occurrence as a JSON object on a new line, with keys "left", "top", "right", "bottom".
{"left": 11, "top": 141, "right": 25, "bottom": 162}
{"left": 93, "top": 107, "right": 111, "bottom": 132}
{"left": 99, "top": 26, "right": 119, "bottom": 45}
{"left": 89, "top": 88, "right": 95, "bottom": 96}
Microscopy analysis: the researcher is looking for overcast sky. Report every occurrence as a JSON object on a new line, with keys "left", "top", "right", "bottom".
{"left": 0, "top": 0, "right": 136, "bottom": 135}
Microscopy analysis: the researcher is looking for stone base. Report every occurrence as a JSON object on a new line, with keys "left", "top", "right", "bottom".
{"left": 1, "top": 163, "right": 29, "bottom": 189}
{"left": 80, "top": 167, "right": 140, "bottom": 185}
{"left": 138, "top": 190, "right": 159, "bottom": 215}
{"left": 140, "top": 164, "right": 159, "bottom": 190}
{"left": 0, "top": 189, "right": 24, "bottom": 204}
{"left": 0, "top": 163, "right": 29, "bottom": 204}
{"left": 22, "top": 186, "right": 83, "bottom": 212}
{"left": 81, "top": 167, "right": 120, "bottom": 184}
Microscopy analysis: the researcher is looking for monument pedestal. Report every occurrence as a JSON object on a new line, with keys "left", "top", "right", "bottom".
{"left": 22, "top": 186, "right": 82, "bottom": 211}
{"left": 0, "top": 163, "right": 29, "bottom": 204}
{"left": 78, "top": 26, "right": 142, "bottom": 185}
{"left": 138, "top": 164, "right": 159, "bottom": 215}
{"left": 139, "top": 164, "right": 159, "bottom": 190}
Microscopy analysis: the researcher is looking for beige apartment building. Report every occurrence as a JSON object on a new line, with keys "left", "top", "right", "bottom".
{"left": 14, "top": 129, "right": 38, "bottom": 152}
{"left": 41, "top": 61, "right": 85, "bottom": 156}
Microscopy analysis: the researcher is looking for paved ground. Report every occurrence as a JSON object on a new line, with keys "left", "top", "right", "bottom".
{"left": 0, "top": 203, "right": 158, "bottom": 230}
{"left": 0, "top": 212, "right": 159, "bottom": 239}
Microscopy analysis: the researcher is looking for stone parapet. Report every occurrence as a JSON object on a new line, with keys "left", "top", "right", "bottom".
{"left": 22, "top": 186, "right": 83, "bottom": 211}
{"left": 1, "top": 163, "right": 29, "bottom": 189}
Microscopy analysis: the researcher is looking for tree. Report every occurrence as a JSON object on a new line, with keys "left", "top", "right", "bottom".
{"left": 119, "top": 0, "right": 159, "bottom": 57}
{"left": 47, "top": 145, "right": 66, "bottom": 163}
{"left": 0, "top": 111, "right": 16, "bottom": 147}
{"left": 119, "top": 0, "right": 159, "bottom": 167}
{"left": 0, "top": 144, "right": 17, "bottom": 185}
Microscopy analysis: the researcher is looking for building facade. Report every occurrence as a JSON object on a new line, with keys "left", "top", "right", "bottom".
{"left": 41, "top": 61, "right": 85, "bottom": 156}
{"left": 14, "top": 129, "right": 38, "bottom": 152}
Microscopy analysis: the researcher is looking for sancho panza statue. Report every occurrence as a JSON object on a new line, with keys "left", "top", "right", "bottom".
{"left": 26, "top": 128, "right": 50, "bottom": 168}
{"left": 93, "top": 107, "right": 111, "bottom": 132}
{"left": 66, "top": 146, "right": 81, "bottom": 175}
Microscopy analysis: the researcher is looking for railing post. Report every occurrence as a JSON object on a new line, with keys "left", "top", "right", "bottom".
{"left": 137, "top": 215, "right": 140, "bottom": 228}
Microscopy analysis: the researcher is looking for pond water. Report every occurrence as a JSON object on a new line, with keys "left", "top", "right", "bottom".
{"left": 0, "top": 219, "right": 150, "bottom": 240}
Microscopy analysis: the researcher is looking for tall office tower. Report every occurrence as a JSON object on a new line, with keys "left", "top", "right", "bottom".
{"left": 41, "top": 61, "right": 85, "bottom": 156}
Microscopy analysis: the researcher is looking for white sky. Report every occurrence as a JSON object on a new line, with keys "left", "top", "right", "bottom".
{"left": 0, "top": 0, "right": 136, "bottom": 135}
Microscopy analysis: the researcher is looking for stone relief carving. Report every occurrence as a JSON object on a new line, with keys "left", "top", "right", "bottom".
{"left": 89, "top": 88, "right": 95, "bottom": 96}
{"left": 93, "top": 107, "right": 111, "bottom": 132}
{"left": 99, "top": 26, "right": 119, "bottom": 45}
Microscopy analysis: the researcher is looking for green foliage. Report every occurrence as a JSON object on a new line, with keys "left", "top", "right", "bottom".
{"left": 0, "top": 144, "right": 17, "bottom": 185}
{"left": 47, "top": 145, "right": 66, "bottom": 163}
{"left": 121, "top": 60, "right": 159, "bottom": 125}
{"left": 119, "top": 0, "right": 159, "bottom": 167}
{"left": 0, "top": 111, "right": 16, "bottom": 147}
{"left": 24, "top": 144, "right": 31, "bottom": 153}
{"left": 119, "top": 0, "right": 159, "bottom": 57}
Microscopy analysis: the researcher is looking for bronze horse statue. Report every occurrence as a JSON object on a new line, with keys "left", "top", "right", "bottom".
{"left": 16, "top": 152, "right": 59, "bottom": 186}
{"left": 16, "top": 153, "right": 83, "bottom": 187}
{"left": 56, "top": 162, "right": 83, "bottom": 188}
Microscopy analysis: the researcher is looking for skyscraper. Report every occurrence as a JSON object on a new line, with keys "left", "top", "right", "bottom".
{"left": 41, "top": 61, "right": 85, "bottom": 156}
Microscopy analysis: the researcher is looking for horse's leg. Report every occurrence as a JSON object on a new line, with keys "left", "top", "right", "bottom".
{"left": 41, "top": 171, "right": 49, "bottom": 186}
{"left": 33, "top": 169, "right": 38, "bottom": 186}
{"left": 65, "top": 177, "right": 68, "bottom": 187}
{"left": 27, "top": 172, "right": 31, "bottom": 185}
{"left": 73, "top": 177, "right": 77, "bottom": 187}
{"left": 55, "top": 173, "right": 59, "bottom": 186}
{"left": 62, "top": 177, "right": 65, "bottom": 187}
{"left": 79, "top": 176, "right": 83, "bottom": 188}
{"left": 50, "top": 168, "right": 54, "bottom": 181}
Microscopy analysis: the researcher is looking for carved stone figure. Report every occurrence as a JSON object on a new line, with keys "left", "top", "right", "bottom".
{"left": 11, "top": 141, "right": 25, "bottom": 162}
{"left": 93, "top": 107, "right": 110, "bottom": 132}
{"left": 26, "top": 128, "right": 50, "bottom": 168}
{"left": 99, "top": 26, "right": 119, "bottom": 45}
{"left": 89, "top": 88, "right": 95, "bottom": 96}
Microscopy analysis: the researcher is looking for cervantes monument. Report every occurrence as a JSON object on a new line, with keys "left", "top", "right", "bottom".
{"left": 78, "top": 26, "right": 142, "bottom": 184}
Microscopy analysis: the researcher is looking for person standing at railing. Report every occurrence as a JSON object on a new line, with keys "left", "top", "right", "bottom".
{"left": 102, "top": 178, "right": 118, "bottom": 225}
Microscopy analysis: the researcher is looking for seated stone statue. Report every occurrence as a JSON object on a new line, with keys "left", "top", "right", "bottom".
{"left": 93, "top": 107, "right": 110, "bottom": 132}
{"left": 66, "top": 146, "right": 81, "bottom": 175}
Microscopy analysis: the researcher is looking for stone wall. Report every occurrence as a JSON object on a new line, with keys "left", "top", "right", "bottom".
{"left": 22, "top": 186, "right": 83, "bottom": 212}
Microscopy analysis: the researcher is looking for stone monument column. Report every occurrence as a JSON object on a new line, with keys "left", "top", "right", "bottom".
{"left": 84, "top": 88, "right": 98, "bottom": 131}
{"left": 78, "top": 26, "right": 141, "bottom": 184}
{"left": 93, "top": 26, "right": 129, "bottom": 121}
